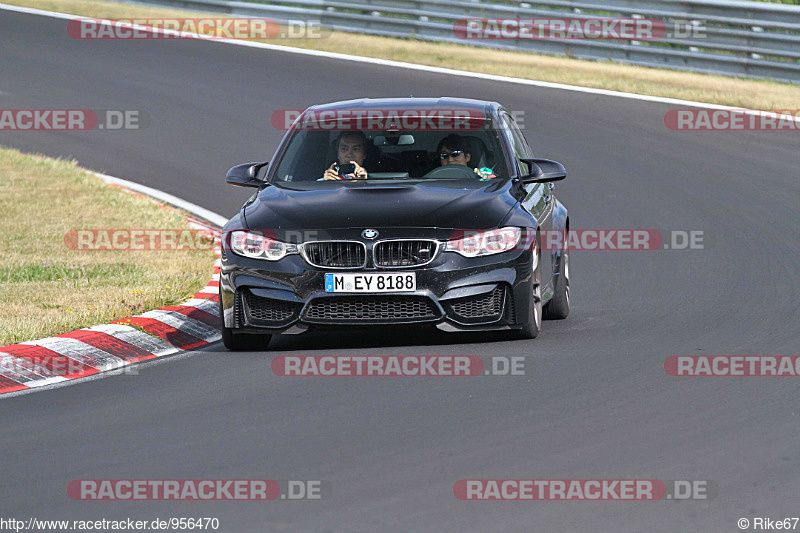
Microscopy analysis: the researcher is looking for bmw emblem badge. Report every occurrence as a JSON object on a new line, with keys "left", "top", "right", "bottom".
{"left": 362, "top": 229, "right": 379, "bottom": 239}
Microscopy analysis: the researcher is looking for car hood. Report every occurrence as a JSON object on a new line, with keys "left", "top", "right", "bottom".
{"left": 241, "top": 180, "right": 518, "bottom": 231}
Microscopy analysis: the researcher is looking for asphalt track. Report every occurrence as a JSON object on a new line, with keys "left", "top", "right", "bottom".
{"left": 1, "top": 9, "right": 799, "bottom": 532}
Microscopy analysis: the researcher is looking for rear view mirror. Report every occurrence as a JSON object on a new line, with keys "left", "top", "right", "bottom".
{"left": 373, "top": 134, "right": 415, "bottom": 146}
{"left": 226, "top": 162, "right": 269, "bottom": 188}
{"left": 519, "top": 158, "right": 566, "bottom": 184}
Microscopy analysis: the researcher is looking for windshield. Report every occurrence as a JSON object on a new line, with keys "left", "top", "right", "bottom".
{"left": 270, "top": 121, "right": 509, "bottom": 184}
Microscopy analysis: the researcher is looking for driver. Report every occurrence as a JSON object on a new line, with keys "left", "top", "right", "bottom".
{"left": 436, "top": 134, "right": 495, "bottom": 179}
{"left": 322, "top": 131, "right": 369, "bottom": 180}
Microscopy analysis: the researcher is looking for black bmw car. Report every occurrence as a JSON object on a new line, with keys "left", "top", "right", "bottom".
{"left": 219, "top": 97, "right": 569, "bottom": 350}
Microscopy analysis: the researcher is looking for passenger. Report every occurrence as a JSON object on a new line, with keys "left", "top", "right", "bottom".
{"left": 436, "top": 134, "right": 495, "bottom": 179}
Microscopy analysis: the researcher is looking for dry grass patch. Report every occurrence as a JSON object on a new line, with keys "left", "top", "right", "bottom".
{"left": 0, "top": 147, "right": 216, "bottom": 345}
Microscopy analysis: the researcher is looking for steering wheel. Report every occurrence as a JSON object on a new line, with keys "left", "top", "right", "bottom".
{"left": 422, "top": 165, "right": 476, "bottom": 179}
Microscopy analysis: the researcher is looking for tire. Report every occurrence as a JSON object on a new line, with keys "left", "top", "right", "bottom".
{"left": 219, "top": 293, "right": 272, "bottom": 351}
{"left": 543, "top": 244, "right": 570, "bottom": 320}
{"left": 514, "top": 245, "right": 542, "bottom": 340}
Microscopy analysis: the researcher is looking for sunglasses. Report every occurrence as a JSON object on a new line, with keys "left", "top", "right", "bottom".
{"left": 439, "top": 150, "right": 464, "bottom": 160}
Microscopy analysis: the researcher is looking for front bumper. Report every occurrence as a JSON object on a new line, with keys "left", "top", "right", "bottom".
{"left": 220, "top": 239, "right": 535, "bottom": 334}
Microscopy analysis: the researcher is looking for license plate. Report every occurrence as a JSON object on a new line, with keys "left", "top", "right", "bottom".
{"left": 325, "top": 273, "right": 416, "bottom": 293}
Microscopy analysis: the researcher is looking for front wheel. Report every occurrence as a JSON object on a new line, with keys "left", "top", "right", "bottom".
{"left": 221, "top": 324, "right": 271, "bottom": 351}
{"left": 219, "top": 293, "right": 272, "bottom": 351}
{"left": 514, "top": 247, "right": 542, "bottom": 339}
{"left": 543, "top": 245, "right": 570, "bottom": 320}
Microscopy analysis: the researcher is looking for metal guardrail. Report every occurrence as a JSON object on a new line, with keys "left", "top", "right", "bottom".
{"left": 119, "top": 0, "right": 800, "bottom": 83}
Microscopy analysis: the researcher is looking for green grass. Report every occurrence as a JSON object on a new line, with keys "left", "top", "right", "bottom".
{"left": 0, "top": 262, "right": 140, "bottom": 283}
{"left": 0, "top": 147, "right": 217, "bottom": 346}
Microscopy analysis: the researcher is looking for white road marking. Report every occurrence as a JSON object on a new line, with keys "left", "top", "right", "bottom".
{"left": 86, "top": 324, "right": 180, "bottom": 356}
{"left": 21, "top": 337, "right": 126, "bottom": 370}
{"left": 138, "top": 310, "right": 220, "bottom": 340}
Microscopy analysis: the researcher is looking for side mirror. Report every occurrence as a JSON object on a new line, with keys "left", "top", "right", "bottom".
{"left": 226, "top": 162, "right": 269, "bottom": 188}
{"left": 519, "top": 158, "right": 566, "bottom": 184}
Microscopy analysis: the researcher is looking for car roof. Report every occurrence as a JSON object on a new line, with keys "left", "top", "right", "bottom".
{"left": 305, "top": 97, "right": 501, "bottom": 116}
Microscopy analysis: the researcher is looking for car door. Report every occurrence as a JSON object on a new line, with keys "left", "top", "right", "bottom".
{"left": 500, "top": 111, "right": 555, "bottom": 297}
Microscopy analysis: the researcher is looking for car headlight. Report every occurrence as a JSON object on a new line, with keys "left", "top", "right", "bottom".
{"left": 445, "top": 227, "right": 525, "bottom": 257}
{"left": 228, "top": 230, "right": 298, "bottom": 260}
